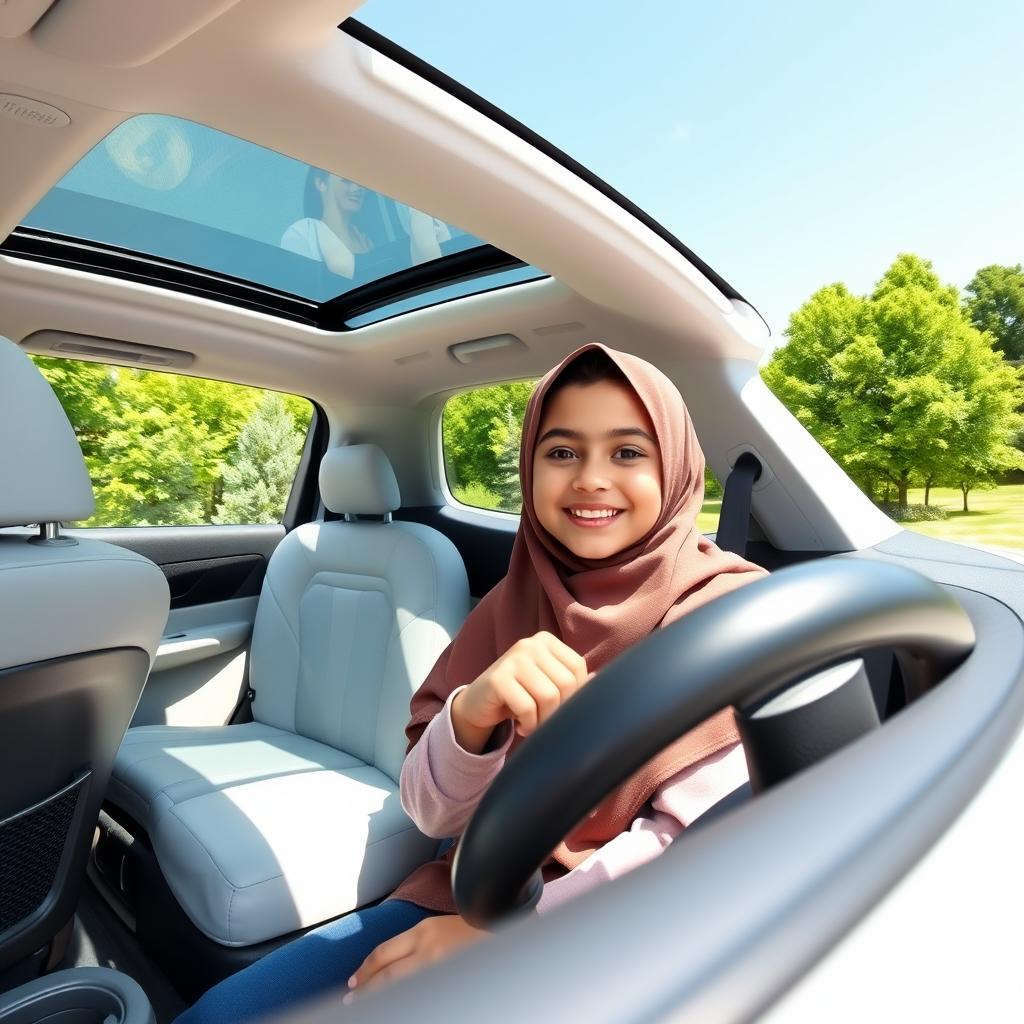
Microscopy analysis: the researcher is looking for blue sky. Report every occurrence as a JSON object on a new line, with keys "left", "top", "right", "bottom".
{"left": 357, "top": 0, "right": 1024, "bottom": 339}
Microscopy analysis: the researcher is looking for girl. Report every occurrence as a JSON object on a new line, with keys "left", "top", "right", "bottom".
{"left": 175, "top": 343, "right": 766, "bottom": 1023}
{"left": 280, "top": 166, "right": 449, "bottom": 279}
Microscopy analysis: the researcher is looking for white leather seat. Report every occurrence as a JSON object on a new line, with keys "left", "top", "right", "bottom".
{"left": 0, "top": 338, "right": 169, "bottom": 973}
{"left": 109, "top": 444, "right": 470, "bottom": 946}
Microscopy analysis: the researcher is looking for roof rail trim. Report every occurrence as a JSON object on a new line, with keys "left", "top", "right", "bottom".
{"left": 1, "top": 227, "right": 320, "bottom": 325}
{"left": 0, "top": 228, "right": 541, "bottom": 331}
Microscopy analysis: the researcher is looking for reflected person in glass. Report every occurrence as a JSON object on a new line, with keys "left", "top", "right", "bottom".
{"left": 281, "top": 166, "right": 449, "bottom": 278}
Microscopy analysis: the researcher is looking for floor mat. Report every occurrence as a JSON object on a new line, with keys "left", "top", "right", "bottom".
{"left": 63, "top": 880, "right": 187, "bottom": 1024}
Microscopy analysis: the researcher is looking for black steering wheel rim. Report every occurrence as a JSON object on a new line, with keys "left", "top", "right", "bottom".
{"left": 450, "top": 557, "right": 976, "bottom": 927}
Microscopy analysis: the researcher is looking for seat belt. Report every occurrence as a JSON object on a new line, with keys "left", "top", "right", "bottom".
{"left": 714, "top": 452, "right": 762, "bottom": 557}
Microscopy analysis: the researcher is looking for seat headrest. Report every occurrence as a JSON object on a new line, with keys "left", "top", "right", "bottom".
{"left": 319, "top": 444, "right": 400, "bottom": 516}
{"left": 0, "top": 338, "right": 95, "bottom": 528}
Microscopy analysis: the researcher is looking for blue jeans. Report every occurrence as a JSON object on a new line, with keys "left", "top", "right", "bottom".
{"left": 174, "top": 899, "right": 442, "bottom": 1024}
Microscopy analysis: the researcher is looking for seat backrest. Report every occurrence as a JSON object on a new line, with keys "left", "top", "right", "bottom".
{"left": 247, "top": 444, "right": 470, "bottom": 783}
{"left": 0, "top": 338, "right": 169, "bottom": 977}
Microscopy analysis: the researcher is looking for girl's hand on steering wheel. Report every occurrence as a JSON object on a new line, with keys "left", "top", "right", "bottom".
{"left": 452, "top": 631, "right": 589, "bottom": 750}
{"left": 343, "top": 915, "right": 487, "bottom": 1003}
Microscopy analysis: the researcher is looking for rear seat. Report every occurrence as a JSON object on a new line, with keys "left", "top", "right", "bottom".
{"left": 107, "top": 444, "right": 470, "bottom": 947}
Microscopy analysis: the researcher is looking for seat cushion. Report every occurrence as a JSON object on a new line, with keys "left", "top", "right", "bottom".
{"left": 153, "top": 766, "right": 436, "bottom": 946}
{"left": 109, "top": 722, "right": 364, "bottom": 832}
{"left": 110, "top": 722, "right": 437, "bottom": 946}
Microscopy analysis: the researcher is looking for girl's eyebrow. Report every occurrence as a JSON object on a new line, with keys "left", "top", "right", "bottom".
{"left": 536, "top": 427, "right": 658, "bottom": 446}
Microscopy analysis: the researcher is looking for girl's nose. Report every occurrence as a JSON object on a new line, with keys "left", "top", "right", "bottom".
{"left": 572, "top": 464, "right": 610, "bottom": 491}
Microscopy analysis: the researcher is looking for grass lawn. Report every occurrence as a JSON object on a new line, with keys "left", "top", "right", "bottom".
{"left": 700, "top": 486, "right": 1024, "bottom": 555}
{"left": 899, "top": 484, "right": 1024, "bottom": 553}
{"left": 698, "top": 498, "right": 722, "bottom": 536}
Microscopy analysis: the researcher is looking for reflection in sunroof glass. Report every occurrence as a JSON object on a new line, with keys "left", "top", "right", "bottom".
{"left": 20, "top": 114, "right": 495, "bottom": 304}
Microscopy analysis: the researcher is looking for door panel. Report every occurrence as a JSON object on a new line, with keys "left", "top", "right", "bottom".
{"left": 73, "top": 524, "right": 285, "bottom": 572}
{"left": 133, "top": 595, "right": 259, "bottom": 727}
{"left": 68, "top": 525, "right": 284, "bottom": 727}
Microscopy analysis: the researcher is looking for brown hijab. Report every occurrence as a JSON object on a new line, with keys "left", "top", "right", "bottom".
{"left": 389, "top": 343, "right": 768, "bottom": 912}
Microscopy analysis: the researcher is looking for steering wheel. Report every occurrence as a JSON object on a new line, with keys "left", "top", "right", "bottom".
{"left": 450, "top": 557, "right": 976, "bottom": 927}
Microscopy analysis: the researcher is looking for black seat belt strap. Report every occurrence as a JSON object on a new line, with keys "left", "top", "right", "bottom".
{"left": 714, "top": 452, "right": 762, "bottom": 557}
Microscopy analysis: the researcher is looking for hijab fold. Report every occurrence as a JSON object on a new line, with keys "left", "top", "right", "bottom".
{"left": 389, "top": 343, "right": 767, "bottom": 912}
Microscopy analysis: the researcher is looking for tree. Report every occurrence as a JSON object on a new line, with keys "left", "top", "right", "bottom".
{"left": 940, "top": 330, "right": 1024, "bottom": 510}
{"left": 965, "top": 264, "right": 1024, "bottom": 361}
{"left": 762, "top": 254, "right": 1024, "bottom": 509}
{"left": 213, "top": 393, "right": 305, "bottom": 524}
{"left": 488, "top": 403, "right": 524, "bottom": 512}
{"left": 442, "top": 381, "right": 534, "bottom": 494}
{"left": 31, "top": 356, "right": 118, "bottom": 464}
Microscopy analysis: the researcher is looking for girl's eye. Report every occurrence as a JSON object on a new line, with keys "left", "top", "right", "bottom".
{"left": 614, "top": 447, "right": 646, "bottom": 460}
{"left": 547, "top": 447, "right": 577, "bottom": 461}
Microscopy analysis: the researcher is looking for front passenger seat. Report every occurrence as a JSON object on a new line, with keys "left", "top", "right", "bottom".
{"left": 0, "top": 338, "right": 169, "bottom": 977}
{"left": 107, "top": 444, "right": 470, "bottom": 948}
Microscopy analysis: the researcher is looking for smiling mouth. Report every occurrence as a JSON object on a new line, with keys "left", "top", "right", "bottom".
{"left": 564, "top": 508, "right": 624, "bottom": 527}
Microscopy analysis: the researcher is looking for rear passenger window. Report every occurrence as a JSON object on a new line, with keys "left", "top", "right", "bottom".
{"left": 442, "top": 382, "right": 725, "bottom": 535}
{"left": 31, "top": 356, "right": 313, "bottom": 527}
{"left": 442, "top": 381, "right": 536, "bottom": 513}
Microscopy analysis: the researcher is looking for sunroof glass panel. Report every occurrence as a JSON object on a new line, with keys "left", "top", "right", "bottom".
{"left": 345, "top": 265, "right": 548, "bottom": 328}
{"left": 20, "top": 114, "right": 503, "bottom": 304}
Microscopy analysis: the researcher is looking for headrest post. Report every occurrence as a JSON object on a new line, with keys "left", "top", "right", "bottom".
{"left": 28, "top": 521, "right": 78, "bottom": 547}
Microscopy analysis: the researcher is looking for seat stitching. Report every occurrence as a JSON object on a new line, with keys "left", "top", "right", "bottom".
{"left": 164, "top": 807, "right": 240, "bottom": 889}
{"left": 263, "top": 579, "right": 300, "bottom": 650}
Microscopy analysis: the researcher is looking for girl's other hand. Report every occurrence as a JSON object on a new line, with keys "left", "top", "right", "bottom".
{"left": 452, "top": 631, "right": 589, "bottom": 751}
{"left": 343, "top": 915, "right": 487, "bottom": 1004}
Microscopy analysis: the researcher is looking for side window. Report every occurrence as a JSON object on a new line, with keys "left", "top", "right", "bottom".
{"left": 442, "top": 381, "right": 536, "bottom": 513}
{"left": 31, "top": 356, "right": 313, "bottom": 527}
{"left": 441, "top": 381, "right": 725, "bottom": 535}
{"left": 700, "top": 468, "right": 723, "bottom": 536}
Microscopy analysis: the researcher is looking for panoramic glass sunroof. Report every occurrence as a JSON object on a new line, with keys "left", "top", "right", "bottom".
{"left": 18, "top": 114, "right": 546, "bottom": 317}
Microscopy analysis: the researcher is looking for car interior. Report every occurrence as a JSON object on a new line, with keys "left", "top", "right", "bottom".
{"left": 1, "top": 3, "right": 1022, "bottom": 1023}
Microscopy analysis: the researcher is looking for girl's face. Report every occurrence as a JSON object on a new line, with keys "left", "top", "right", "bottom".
{"left": 319, "top": 173, "right": 364, "bottom": 214}
{"left": 532, "top": 378, "right": 663, "bottom": 560}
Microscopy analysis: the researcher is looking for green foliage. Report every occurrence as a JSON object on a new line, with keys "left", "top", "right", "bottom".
{"left": 874, "top": 502, "right": 948, "bottom": 523}
{"left": 31, "top": 356, "right": 312, "bottom": 526}
{"left": 488, "top": 404, "right": 524, "bottom": 512}
{"left": 762, "top": 253, "right": 1024, "bottom": 508}
{"left": 450, "top": 481, "right": 503, "bottom": 510}
{"left": 442, "top": 381, "right": 535, "bottom": 509}
{"left": 965, "top": 264, "right": 1024, "bottom": 361}
{"left": 214, "top": 393, "right": 304, "bottom": 524}
{"left": 703, "top": 467, "right": 723, "bottom": 499}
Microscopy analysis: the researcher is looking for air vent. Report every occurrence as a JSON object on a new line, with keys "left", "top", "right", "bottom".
{"left": 23, "top": 330, "right": 194, "bottom": 368}
{"left": 448, "top": 334, "right": 526, "bottom": 364}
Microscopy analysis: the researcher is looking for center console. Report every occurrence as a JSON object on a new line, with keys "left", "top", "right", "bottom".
{"left": 0, "top": 967, "right": 154, "bottom": 1023}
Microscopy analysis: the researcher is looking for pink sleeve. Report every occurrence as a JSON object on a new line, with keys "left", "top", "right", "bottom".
{"left": 535, "top": 741, "right": 749, "bottom": 914}
{"left": 399, "top": 685, "right": 515, "bottom": 839}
